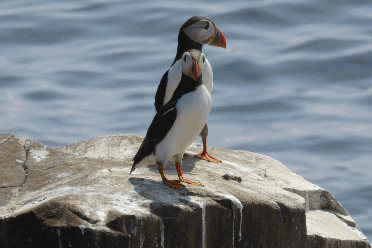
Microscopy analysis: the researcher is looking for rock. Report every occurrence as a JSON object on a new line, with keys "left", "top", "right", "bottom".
{"left": 0, "top": 132, "right": 370, "bottom": 248}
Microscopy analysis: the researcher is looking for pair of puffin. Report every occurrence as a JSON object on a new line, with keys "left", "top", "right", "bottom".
{"left": 130, "top": 16, "right": 226, "bottom": 188}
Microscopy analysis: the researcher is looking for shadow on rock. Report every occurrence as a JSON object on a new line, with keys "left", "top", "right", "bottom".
{"left": 128, "top": 177, "right": 194, "bottom": 205}
{"left": 146, "top": 155, "right": 199, "bottom": 175}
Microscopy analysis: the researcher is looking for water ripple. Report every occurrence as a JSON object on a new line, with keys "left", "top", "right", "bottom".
{"left": 23, "top": 90, "right": 70, "bottom": 102}
{"left": 1, "top": 27, "right": 85, "bottom": 44}
{"left": 1, "top": 0, "right": 372, "bottom": 241}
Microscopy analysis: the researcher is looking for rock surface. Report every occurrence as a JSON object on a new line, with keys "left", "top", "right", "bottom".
{"left": 0, "top": 132, "right": 370, "bottom": 248}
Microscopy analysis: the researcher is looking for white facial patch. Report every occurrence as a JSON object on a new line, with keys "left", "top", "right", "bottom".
{"left": 181, "top": 52, "right": 193, "bottom": 76}
{"left": 183, "top": 20, "right": 216, "bottom": 45}
{"left": 181, "top": 51, "right": 206, "bottom": 79}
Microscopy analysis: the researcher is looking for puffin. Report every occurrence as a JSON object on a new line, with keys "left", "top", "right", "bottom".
{"left": 154, "top": 16, "right": 226, "bottom": 163}
{"left": 131, "top": 50, "right": 211, "bottom": 188}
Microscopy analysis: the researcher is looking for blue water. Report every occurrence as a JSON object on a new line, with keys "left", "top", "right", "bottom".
{"left": 1, "top": 0, "right": 371, "bottom": 240}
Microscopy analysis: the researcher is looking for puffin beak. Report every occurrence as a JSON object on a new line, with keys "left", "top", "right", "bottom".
{"left": 193, "top": 60, "right": 198, "bottom": 81}
{"left": 208, "top": 26, "right": 226, "bottom": 49}
{"left": 189, "top": 60, "right": 198, "bottom": 81}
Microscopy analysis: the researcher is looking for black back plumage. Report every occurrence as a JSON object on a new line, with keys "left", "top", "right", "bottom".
{"left": 132, "top": 102, "right": 177, "bottom": 165}
{"left": 133, "top": 73, "right": 203, "bottom": 166}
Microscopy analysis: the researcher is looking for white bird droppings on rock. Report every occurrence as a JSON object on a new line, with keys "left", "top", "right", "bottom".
{"left": 30, "top": 149, "right": 49, "bottom": 162}
{"left": 96, "top": 211, "right": 106, "bottom": 221}
{"left": 193, "top": 199, "right": 206, "bottom": 248}
{"left": 79, "top": 225, "right": 85, "bottom": 235}
{"left": 224, "top": 194, "right": 243, "bottom": 241}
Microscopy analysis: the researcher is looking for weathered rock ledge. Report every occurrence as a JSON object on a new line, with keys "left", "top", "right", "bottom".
{"left": 0, "top": 133, "right": 370, "bottom": 248}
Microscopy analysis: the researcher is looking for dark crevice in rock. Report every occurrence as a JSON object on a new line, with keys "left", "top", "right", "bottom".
{"left": 106, "top": 215, "right": 136, "bottom": 236}
{"left": 321, "top": 191, "right": 348, "bottom": 215}
{"left": 277, "top": 201, "right": 307, "bottom": 247}
{"left": 178, "top": 198, "right": 189, "bottom": 205}
{"left": 69, "top": 208, "right": 99, "bottom": 225}
{"left": 0, "top": 185, "right": 19, "bottom": 189}
{"left": 185, "top": 191, "right": 204, "bottom": 197}
{"left": 20, "top": 139, "right": 31, "bottom": 188}
{"left": 213, "top": 198, "right": 233, "bottom": 210}
{"left": 0, "top": 138, "right": 31, "bottom": 207}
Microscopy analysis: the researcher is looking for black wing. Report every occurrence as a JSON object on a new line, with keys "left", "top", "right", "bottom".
{"left": 133, "top": 100, "right": 178, "bottom": 165}
{"left": 154, "top": 70, "right": 169, "bottom": 112}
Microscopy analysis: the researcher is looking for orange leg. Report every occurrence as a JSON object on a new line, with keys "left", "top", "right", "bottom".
{"left": 158, "top": 167, "right": 184, "bottom": 188}
{"left": 195, "top": 139, "right": 222, "bottom": 163}
{"left": 175, "top": 163, "right": 203, "bottom": 186}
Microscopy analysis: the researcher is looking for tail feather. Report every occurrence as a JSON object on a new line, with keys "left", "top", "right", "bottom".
{"left": 129, "top": 163, "right": 137, "bottom": 175}
{"left": 129, "top": 156, "right": 152, "bottom": 175}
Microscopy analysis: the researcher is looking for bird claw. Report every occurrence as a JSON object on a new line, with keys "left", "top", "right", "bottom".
{"left": 195, "top": 152, "right": 222, "bottom": 163}
{"left": 163, "top": 179, "right": 184, "bottom": 188}
{"left": 179, "top": 176, "right": 203, "bottom": 186}
{"left": 182, "top": 153, "right": 190, "bottom": 159}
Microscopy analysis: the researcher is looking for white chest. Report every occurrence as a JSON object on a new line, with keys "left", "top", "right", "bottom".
{"left": 202, "top": 58, "right": 213, "bottom": 94}
{"left": 157, "top": 85, "right": 212, "bottom": 157}
{"left": 176, "top": 84, "right": 212, "bottom": 118}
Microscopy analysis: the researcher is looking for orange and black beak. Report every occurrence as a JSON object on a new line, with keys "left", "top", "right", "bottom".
{"left": 208, "top": 25, "right": 226, "bottom": 49}
{"left": 190, "top": 60, "right": 198, "bottom": 81}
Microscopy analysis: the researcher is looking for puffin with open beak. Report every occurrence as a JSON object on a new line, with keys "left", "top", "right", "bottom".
{"left": 131, "top": 50, "right": 211, "bottom": 188}
{"left": 154, "top": 16, "right": 226, "bottom": 163}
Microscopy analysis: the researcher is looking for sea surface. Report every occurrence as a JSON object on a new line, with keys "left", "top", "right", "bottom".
{"left": 1, "top": 0, "right": 371, "bottom": 240}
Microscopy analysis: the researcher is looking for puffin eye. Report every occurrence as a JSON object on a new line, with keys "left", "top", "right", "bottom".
{"left": 182, "top": 52, "right": 191, "bottom": 62}
{"left": 205, "top": 22, "right": 209, "bottom": 30}
{"left": 182, "top": 53, "right": 188, "bottom": 62}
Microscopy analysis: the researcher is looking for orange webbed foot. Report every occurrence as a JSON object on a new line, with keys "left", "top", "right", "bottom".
{"left": 195, "top": 152, "right": 222, "bottom": 163}
{"left": 175, "top": 163, "right": 203, "bottom": 186}
{"left": 179, "top": 176, "right": 203, "bottom": 186}
{"left": 163, "top": 179, "right": 184, "bottom": 188}
{"left": 195, "top": 140, "right": 222, "bottom": 163}
{"left": 182, "top": 153, "right": 190, "bottom": 159}
{"left": 158, "top": 167, "right": 184, "bottom": 188}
